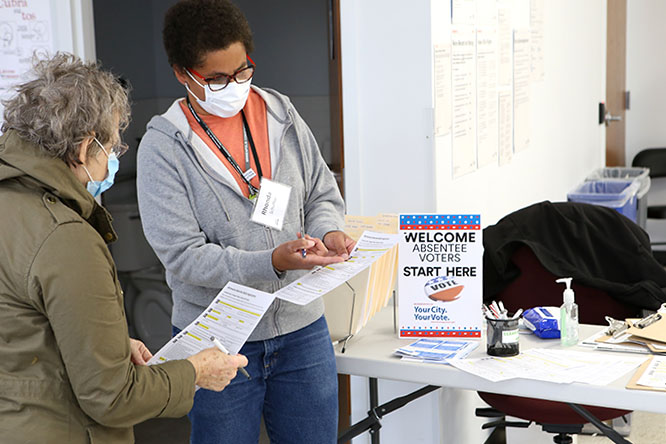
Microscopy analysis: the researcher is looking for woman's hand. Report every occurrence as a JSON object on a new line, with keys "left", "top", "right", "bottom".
{"left": 129, "top": 338, "right": 153, "bottom": 365}
{"left": 271, "top": 235, "right": 346, "bottom": 272}
{"left": 186, "top": 348, "right": 249, "bottom": 391}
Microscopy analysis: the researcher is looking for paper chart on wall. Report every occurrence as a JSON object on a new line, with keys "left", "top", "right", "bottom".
{"left": 512, "top": 28, "right": 531, "bottom": 152}
{"left": 498, "top": 90, "right": 513, "bottom": 166}
{"left": 433, "top": 43, "right": 452, "bottom": 137}
{"left": 497, "top": 0, "right": 513, "bottom": 88}
{"left": 476, "top": 26, "right": 499, "bottom": 168}
{"left": 0, "top": 0, "right": 54, "bottom": 133}
{"left": 276, "top": 231, "right": 400, "bottom": 306}
{"left": 148, "top": 282, "right": 275, "bottom": 364}
{"left": 530, "top": 0, "right": 545, "bottom": 82}
{"left": 451, "top": 25, "right": 477, "bottom": 178}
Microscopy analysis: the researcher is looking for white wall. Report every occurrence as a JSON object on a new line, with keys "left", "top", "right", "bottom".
{"left": 435, "top": 0, "right": 607, "bottom": 226}
{"left": 340, "top": 1, "right": 607, "bottom": 443}
{"left": 625, "top": 0, "right": 666, "bottom": 163}
{"left": 626, "top": 0, "right": 666, "bottom": 248}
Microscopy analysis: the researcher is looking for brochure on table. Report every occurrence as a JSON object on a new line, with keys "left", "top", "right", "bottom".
{"left": 398, "top": 214, "right": 482, "bottom": 338}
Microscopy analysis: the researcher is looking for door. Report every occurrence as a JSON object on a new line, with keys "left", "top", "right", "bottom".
{"left": 605, "top": 0, "right": 627, "bottom": 166}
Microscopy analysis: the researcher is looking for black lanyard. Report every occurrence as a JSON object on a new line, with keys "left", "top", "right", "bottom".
{"left": 186, "top": 97, "right": 263, "bottom": 199}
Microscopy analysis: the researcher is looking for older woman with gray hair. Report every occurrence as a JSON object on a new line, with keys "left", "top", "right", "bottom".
{"left": 0, "top": 53, "right": 247, "bottom": 444}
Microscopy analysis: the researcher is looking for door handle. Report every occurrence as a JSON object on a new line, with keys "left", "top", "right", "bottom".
{"left": 604, "top": 112, "right": 622, "bottom": 126}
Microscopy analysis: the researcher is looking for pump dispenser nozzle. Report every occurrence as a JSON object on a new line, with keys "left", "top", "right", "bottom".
{"left": 556, "top": 277, "right": 575, "bottom": 304}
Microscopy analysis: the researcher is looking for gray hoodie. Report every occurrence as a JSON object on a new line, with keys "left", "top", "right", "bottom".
{"left": 136, "top": 86, "right": 345, "bottom": 341}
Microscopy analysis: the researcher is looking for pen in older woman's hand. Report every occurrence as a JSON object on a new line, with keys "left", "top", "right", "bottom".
{"left": 210, "top": 337, "right": 251, "bottom": 380}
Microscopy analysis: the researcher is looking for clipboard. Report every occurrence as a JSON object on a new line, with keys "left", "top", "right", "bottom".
{"left": 626, "top": 356, "right": 666, "bottom": 392}
{"left": 626, "top": 315, "right": 666, "bottom": 344}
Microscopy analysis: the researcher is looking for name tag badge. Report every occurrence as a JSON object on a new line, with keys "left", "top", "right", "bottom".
{"left": 251, "top": 178, "right": 292, "bottom": 230}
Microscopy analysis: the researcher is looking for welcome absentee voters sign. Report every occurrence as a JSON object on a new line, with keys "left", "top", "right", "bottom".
{"left": 398, "top": 214, "right": 482, "bottom": 338}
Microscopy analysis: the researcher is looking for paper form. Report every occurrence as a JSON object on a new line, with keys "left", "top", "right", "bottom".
{"left": 148, "top": 282, "right": 275, "bottom": 364}
{"left": 637, "top": 356, "right": 666, "bottom": 388}
{"left": 450, "top": 348, "right": 646, "bottom": 384}
{"left": 476, "top": 26, "right": 499, "bottom": 168}
{"left": 512, "top": 29, "right": 531, "bottom": 152}
{"left": 530, "top": 0, "right": 545, "bottom": 82}
{"left": 498, "top": 91, "right": 513, "bottom": 166}
{"left": 452, "top": 0, "right": 476, "bottom": 25}
{"left": 276, "top": 231, "right": 400, "bottom": 306}
{"left": 497, "top": 0, "right": 513, "bottom": 88}
{"left": 451, "top": 25, "right": 477, "bottom": 178}
{"left": 433, "top": 44, "right": 452, "bottom": 137}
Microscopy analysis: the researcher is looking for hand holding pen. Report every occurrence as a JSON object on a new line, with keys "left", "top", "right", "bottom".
{"left": 186, "top": 345, "right": 248, "bottom": 391}
{"left": 271, "top": 235, "right": 345, "bottom": 271}
{"left": 211, "top": 337, "right": 251, "bottom": 380}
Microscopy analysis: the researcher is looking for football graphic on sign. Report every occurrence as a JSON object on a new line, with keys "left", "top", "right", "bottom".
{"left": 424, "top": 276, "right": 464, "bottom": 302}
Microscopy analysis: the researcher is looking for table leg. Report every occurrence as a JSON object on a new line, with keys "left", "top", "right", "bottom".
{"left": 337, "top": 378, "right": 440, "bottom": 443}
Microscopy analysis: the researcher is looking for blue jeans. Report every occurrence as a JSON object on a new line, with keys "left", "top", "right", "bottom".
{"left": 173, "top": 316, "right": 338, "bottom": 444}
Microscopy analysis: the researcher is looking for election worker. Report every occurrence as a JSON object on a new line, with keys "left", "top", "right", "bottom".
{"left": 0, "top": 53, "right": 246, "bottom": 444}
{"left": 136, "top": 0, "right": 355, "bottom": 442}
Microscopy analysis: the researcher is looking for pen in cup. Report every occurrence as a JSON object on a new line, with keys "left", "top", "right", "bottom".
{"left": 299, "top": 208, "right": 307, "bottom": 258}
{"left": 210, "top": 336, "right": 251, "bottom": 380}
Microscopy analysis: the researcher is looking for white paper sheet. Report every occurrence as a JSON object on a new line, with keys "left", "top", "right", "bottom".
{"left": 497, "top": 0, "right": 514, "bottom": 88}
{"left": 476, "top": 26, "right": 499, "bottom": 167}
{"left": 512, "top": 29, "right": 531, "bottom": 152}
{"left": 498, "top": 90, "right": 513, "bottom": 166}
{"left": 434, "top": 43, "right": 452, "bottom": 137}
{"left": 530, "top": 0, "right": 545, "bottom": 82}
{"left": 450, "top": 348, "right": 647, "bottom": 385}
{"left": 148, "top": 282, "right": 275, "bottom": 364}
{"left": 637, "top": 356, "right": 666, "bottom": 388}
{"left": 451, "top": 25, "right": 477, "bottom": 178}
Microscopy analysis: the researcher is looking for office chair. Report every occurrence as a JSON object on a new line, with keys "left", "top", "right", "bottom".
{"left": 478, "top": 245, "right": 637, "bottom": 444}
{"left": 478, "top": 201, "right": 666, "bottom": 444}
{"left": 632, "top": 148, "right": 666, "bottom": 265}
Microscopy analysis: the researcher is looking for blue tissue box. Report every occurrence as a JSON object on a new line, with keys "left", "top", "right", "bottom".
{"left": 523, "top": 307, "right": 560, "bottom": 339}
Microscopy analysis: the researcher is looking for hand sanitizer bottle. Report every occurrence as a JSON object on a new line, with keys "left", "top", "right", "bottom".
{"left": 557, "top": 277, "right": 579, "bottom": 346}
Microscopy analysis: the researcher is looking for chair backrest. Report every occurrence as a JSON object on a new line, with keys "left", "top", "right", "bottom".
{"left": 632, "top": 148, "right": 666, "bottom": 178}
{"left": 495, "top": 245, "right": 640, "bottom": 325}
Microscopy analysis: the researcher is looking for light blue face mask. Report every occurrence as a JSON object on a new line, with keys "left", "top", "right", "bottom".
{"left": 83, "top": 138, "right": 119, "bottom": 198}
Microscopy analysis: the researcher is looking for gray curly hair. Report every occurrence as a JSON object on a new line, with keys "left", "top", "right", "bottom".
{"left": 1, "top": 52, "right": 130, "bottom": 166}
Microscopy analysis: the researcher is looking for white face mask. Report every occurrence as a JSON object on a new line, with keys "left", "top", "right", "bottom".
{"left": 186, "top": 70, "right": 252, "bottom": 118}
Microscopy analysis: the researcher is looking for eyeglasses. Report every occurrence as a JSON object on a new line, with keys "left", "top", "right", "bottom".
{"left": 95, "top": 137, "right": 128, "bottom": 158}
{"left": 189, "top": 55, "right": 256, "bottom": 92}
{"left": 110, "top": 142, "right": 129, "bottom": 158}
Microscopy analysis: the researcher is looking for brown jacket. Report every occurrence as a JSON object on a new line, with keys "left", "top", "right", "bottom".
{"left": 0, "top": 130, "right": 195, "bottom": 443}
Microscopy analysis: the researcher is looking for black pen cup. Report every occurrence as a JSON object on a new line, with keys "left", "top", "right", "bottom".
{"left": 486, "top": 316, "right": 520, "bottom": 357}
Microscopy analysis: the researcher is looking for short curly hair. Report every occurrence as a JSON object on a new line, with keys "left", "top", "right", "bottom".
{"left": 163, "top": 0, "right": 254, "bottom": 69}
{"left": 1, "top": 52, "right": 130, "bottom": 166}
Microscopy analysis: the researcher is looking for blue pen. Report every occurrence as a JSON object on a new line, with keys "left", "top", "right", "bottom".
{"left": 299, "top": 208, "right": 307, "bottom": 258}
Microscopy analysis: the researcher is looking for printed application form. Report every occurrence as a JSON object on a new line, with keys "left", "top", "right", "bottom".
{"left": 149, "top": 231, "right": 398, "bottom": 362}
{"left": 275, "top": 231, "right": 399, "bottom": 306}
{"left": 148, "top": 282, "right": 274, "bottom": 364}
